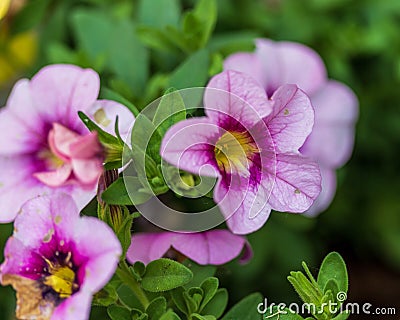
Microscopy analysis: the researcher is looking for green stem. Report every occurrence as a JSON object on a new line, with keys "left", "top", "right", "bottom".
{"left": 116, "top": 262, "right": 150, "bottom": 309}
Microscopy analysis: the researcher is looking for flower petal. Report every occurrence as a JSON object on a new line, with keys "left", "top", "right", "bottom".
{"left": 255, "top": 39, "right": 327, "bottom": 95}
{"left": 268, "top": 153, "right": 321, "bottom": 213}
{"left": 51, "top": 290, "right": 92, "bottom": 320}
{"left": 223, "top": 52, "right": 268, "bottom": 90}
{"left": 127, "top": 233, "right": 173, "bottom": 265}
{"left": 69, "top": 132, "right": 102, "bottom": 159}
{"left": 0, "top": 156, "right": 48, "bottom": 222}
{"left": 204, "top": 70, "right": 272, "bottom": 127}
{"left": 49, "top": 123, "right": 80, "bottom": 159}
{"left": 172, "top": 230, "right": 246, "bottom": 265}
{"left": 265, "top": 84, "right": 314, "bottom": 153}
{"left": 301, "top": 81, "right": 359, "bottom": 167}
{"left": 30, "top": 64, "right": 100, "bottom": 131}
{"left": 161, "top": 117, "right": 221, "bottom": 177}
{"left": 33, "top": 164, "right": 72, "bottom": 187}
{"left": 303, "top": 166, "right": 337, "bottom": 217}
{"left": 71, "top": 159, "right": 102, "bottom": 186}
{"left": 0, "top": 107, "right": 42, "bottom": 155}
{"left": 215, "top": 177, "right": 272, "bottom": 235}
{"left": 86, "top": 99, "right": 136, "bottom": 141}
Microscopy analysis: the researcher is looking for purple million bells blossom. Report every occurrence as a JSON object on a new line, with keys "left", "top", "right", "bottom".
{"left": 0, "top": 64, "right": 134, "bottom": 223}
{"left": 0, "top": 194, "right": 121, "bottom": 320}
{"left": 161, "top": 70, "right": 321, "bottom": 234}
{"left": 224, "top": 39, "right": 359, "bottom": 215}
{"left": 127, "top": 230, "right": 252, "bottom": 266}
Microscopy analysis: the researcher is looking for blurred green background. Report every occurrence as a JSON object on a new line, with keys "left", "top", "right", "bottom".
{"left": 1, "top": 0, "right": 399, "bottom": 319}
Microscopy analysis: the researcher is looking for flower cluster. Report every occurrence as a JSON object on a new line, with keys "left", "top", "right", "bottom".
{"left": 0, "top": 36, "right": 357, "bottom": 319}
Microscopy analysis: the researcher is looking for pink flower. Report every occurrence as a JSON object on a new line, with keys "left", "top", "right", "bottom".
{"left": 127, "top": 230, "right": 252, "bottom": 265}
{"left": 161, "top": 70, "right": 321, "bottom": 234}
{"left": 0, "top": 194, "right": 121, "bottom": 320}
{"left": 224, "top": 39, "right": 358, "bottom": 215}
{"left": 0, "top": 64, "right": 134, "bottom": 222}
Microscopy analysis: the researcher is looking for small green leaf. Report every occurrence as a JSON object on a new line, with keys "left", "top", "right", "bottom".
{"left": 221, "top": 292, "right": 263, "bottom": 320}
{"left": 101, "top": 177, "right": 132, "bottom": 205}
{"left": 102, "top": 177, "right": 152, "bottom": 206}
{"left": 188, "top": 287, "right": 204, "bottom": 310}
{"left": 137, "top": 0, "right": 180, "bottom": 28}
{"left": 191, "top": 314, "right": 216, "bottom": 320}
{"left": 115, "top": 212, "right": 134, "bottom": 258}
{"left": 92, "top": 283, "right": 118, "bottom": 307}
{"left": 199, "top": 277, "right": 219, "bottom": 312}
{"left": 201, "top": 288, "right": 228, "bottom": 318}
{"left": 331, "top": 311, "right": 351, "bottom": 320}
{"left": 317, "top": 252, "right": 348, "bottom": 294}
{"left": 107, "top": 305, "right": 131, "bottom": 320}
{"left": 323, "top": 279, "right": 340, "bottom": 302}
{"left": 146, "top": 296, "right": 167, "bottom": 320}
{"left": 141, "top": 259, "right": 193, "bottom": 292}
{"left": 133, "top": 261, "right": 147, "bottom": 278}
{"left": 153, "top": 88, "right": 186, "bottom": 136}
{"left": 183, "top": 262, "right": 217, "bottom": 288}
{"left": 183, "top": 291, "right": 198, "bottom": 315}
{"left": 131, "top": 113, "right": 162, "bottom": 163}
{"left": 160, "top": 310, "right": 182, "bottom": 320}
{"left": 78, "top": 111, "right": 120, "bottom": 146}
{"left": 263, "top": 307, "right": 305, "bottom": 320}
{"left": 182, "top": 0, "right": 217, "bottom": 48}
{"left": 169, "top": 49, "right": 210, "bottom": 89}
{"left": 171, "top": 287, "right": 188, "bottom": 315}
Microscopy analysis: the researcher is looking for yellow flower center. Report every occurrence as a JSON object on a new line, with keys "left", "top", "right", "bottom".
{"left": 43, "top": 253, "right": 78, "bottom": 299}
{"left": 214, "top": 131, "right": 259, "bottom": 177}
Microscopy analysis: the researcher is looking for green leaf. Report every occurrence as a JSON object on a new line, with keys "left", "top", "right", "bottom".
{"left": 78, "top": 111, "right": 120, "bottom": 146}
{"left": 153, "top": 88, "right": 186, "bottom": 136}
{"left": 221, "top": 292, "right": 263, "bottom": 320}
{"left": 160, "top": 310, "right": 182, "bottom": 320}
{"left": 317, "top": 252, "right": 348, "bottom": 294}
{"left": 169, "top": 49, "right": 210, "bottom": 89}
{"left": 191, "top": 314, "right": 216, "bottom": 320}
{"left": 71, "top": 9, "right": 148, "bottom": 96}
{"left": 199, "top": 277, "right": 219, "bottom": 312}
{"left": 263, "top": 307, "right": 305, "bottom": 320}
{"left": 132, "top": 113, "right": 162, "bottom": 163}
{"left": 323, "top": 279, "right": 340, "bottom": 303}
{"left": 146, "top": 296, "right": 167, "bottom": 320}
{"left": 138, "top": 0, "right": 180, "bottom": 28}
{"left": 183, "top": 262, "right": 217, "bottom": 288}
{"left": 331, "top": 311, "right": 351, "bottom": 320}
{"left": 183, "top": 0, "right": 217, "bottom": 48}
{"left": 200, "top": 288, "right": 228, "bottom": 318}
{"left": 10, "top": 0, "right": 51, "bottom": 34}
{"left": 133, "top": 261, "right": 147, "bottom": 278}
{"left": 101, "top": 177, "right": 132, "bottom": 206}
{"left": 109, "top": 20, "right": 149, "bottom": 96}
{"left": 71, "top": 9, "right": 112, "bottom": 63}
{"left": 107, "top": 305, "right": 131, "bottom": 320}
{"left": 183, "top": 291, "right": 198, "bottom": 315}
{"left": 141, "top": 259, "right": 193, "bottom": 292}
{"left": 171, "top": 287, "right": 188, "bottom": 315}
{"left": 102, "top": 177, "right": 152, "bottom": 206}
{"left": 115, "top": 212, "right": 134, "bottom": 258}
{"left": 188, "top": 287, "right": 204, "bottom": 310}
{"left": 92, "top": 283, "right": 118, "bottom": 307}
